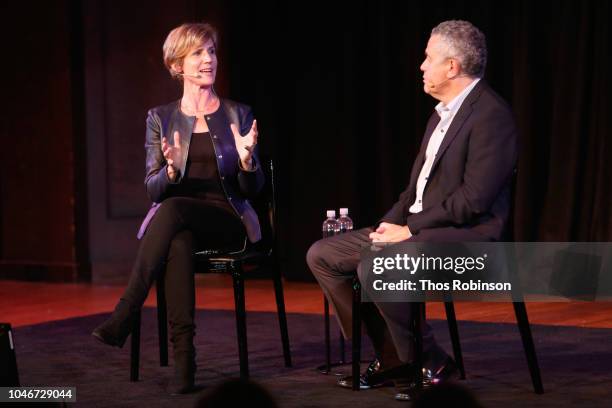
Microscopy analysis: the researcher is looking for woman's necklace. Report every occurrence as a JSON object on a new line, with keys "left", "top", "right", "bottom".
{"left": 180, "top": 95, "right": 218, "bottom": 119}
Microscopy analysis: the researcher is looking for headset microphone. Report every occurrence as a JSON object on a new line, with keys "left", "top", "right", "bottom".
{"left": 429, "top": 76, "right": 452, "bottom": 89}
{"left": 428, "top": 74, "right": 467, "bottom": 89}
{"left": 178, "top": 72, "right": 202, "bottom": 79}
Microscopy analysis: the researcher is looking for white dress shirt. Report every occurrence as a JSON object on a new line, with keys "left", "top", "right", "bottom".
{"left": 409, "top": 78, "right": 481, "bottom": 214}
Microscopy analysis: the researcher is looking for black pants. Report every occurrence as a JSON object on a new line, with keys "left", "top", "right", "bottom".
{"left": 122, "top": 197, "right": 245, "bottom": 345}
{"left": 306, "top": 226, "right": 488, "bottom": 367}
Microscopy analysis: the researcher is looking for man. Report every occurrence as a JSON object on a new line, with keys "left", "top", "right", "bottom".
{"left": 306, "top": 20, "right": 517, "bottom": 401}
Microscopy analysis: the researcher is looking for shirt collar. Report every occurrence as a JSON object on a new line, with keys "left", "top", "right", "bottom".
{"left": 435, "top": 77, "right": 481, "bottom": 117}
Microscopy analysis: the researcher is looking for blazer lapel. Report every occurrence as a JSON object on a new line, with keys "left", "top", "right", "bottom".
{"left": 421, "top": 112, "right": 441, "bottom": 157}
{"left": 169, "top": 101, "right": 195, "bottom": 177}
{"left": 222, "top": 99, "right": 240, "bottom": 128}
{"left": 407, "top": 112, "right": 440, "bottom": 194}
{"left": 429, "top": 81, "right": 485, "bottom": 173}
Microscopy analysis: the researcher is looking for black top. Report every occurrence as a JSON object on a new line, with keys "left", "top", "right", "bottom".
{"left": 176, "top": 131, "right": 235, "bottom": 214}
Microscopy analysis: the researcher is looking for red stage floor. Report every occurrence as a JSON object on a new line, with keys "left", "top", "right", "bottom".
{"left": 2, "top": 276, "right": 611, "bottom": 329}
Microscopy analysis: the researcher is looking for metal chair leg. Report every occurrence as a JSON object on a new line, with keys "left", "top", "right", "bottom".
{"left": 506, "top": 243, "right": 544, "bottom": 394}
{"left": 318, "top": 296, "right": 350, "bottom": 374}
{"left": 156, "top": 280, "right": 168, "bottom": 367}
{"left": 412, "top": 302, "right": 424, "bottom": 392}
{"left": 272, "top": 262, "right": 292, "bottom": 367}
{"left": 130, "top": 310, "right": 141, "bottom": 382}
{"left": 324, "top": 296, "right": 331, "bottom": 373}
{"left": 444, "top": 301, "right": 465, "bottom": 379}
{"left": 351, "top": 277, "right": 361, "bottom": 391}
{"left": 232, "top": 262, "right": 249, "bottom": 379}
{"left": 513, "top": 301, "right": 544, "bottom": 394}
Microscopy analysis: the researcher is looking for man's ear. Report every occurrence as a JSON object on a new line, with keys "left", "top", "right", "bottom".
{"left": 448, "top": 58, "right": 461, "bottom": 77}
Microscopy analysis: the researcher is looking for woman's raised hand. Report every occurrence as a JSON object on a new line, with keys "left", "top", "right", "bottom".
{"left": 231, "top": 120, "right": 258, "bottom": 170}
{"left": 161, "top": 131, "right": 182, "bottom": 180}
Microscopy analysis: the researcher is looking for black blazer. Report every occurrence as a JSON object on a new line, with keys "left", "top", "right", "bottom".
{"left": 380, "top": 80, "right": 518, "bottom": 241}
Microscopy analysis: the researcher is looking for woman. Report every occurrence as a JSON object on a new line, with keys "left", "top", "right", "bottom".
{"left": 92, "top": 22, "right": 264, "bottom": 394}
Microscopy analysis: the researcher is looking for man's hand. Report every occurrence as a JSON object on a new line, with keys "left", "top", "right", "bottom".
{"left": 369, "top": 222, "right": 412, "bottom": 243}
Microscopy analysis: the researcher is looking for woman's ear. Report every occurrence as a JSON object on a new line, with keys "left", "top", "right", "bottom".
{"left": 171, "top": 62, "right": 182, "bottom": 74}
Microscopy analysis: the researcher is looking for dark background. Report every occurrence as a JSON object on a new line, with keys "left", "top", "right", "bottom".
{"left": 1, "top": 0, "right": 610, "bottom": 283}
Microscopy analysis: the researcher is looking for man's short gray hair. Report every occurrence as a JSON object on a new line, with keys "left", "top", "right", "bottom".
{"left": 431, "top": 20, "right": 487, "bottom": 78}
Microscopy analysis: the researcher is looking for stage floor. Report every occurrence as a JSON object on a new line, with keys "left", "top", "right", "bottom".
{"left": 2, "top": 277, "right": 612, "bottom": 407}
{"left": 2, "top": 275, "right": 612, "bottom": 329}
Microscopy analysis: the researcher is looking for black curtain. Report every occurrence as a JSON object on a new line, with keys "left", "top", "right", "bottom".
{"left": 207, "top": 0, "right": 611, "bottom": 280}
{"left": 5, "top": 0, "right": 608, "bottom": 281}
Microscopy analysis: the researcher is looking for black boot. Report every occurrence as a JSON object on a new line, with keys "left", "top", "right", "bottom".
{"left": 169, "top": 352, "right": 197, "bottom": 394}
{"left": 91, "top": 299, "right": 136, "bottom": 348}
{"left": 168, "top": 325, "right": 197, "bottom": 394}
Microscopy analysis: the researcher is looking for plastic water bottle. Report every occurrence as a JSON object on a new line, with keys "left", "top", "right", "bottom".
{"left": 338, "top": 208, "right": 354, "bottom": 234}
{"left": 322, "top": 210, "right": 340, "bottom": 238}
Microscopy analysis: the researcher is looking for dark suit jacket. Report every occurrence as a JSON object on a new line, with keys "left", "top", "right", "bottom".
{"left": 380, "top": 80, "right": 518, "bottom": 241}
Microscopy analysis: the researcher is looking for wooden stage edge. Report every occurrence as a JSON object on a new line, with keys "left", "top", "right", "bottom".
{"left": 1, "top": 276, "right": 611, "bottom": 329}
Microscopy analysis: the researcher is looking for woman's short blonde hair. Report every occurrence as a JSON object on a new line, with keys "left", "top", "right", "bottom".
{"left": 162, "top": 23, "right": 218, "bottom": 80}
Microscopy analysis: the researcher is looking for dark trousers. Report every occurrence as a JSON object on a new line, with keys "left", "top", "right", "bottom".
{"left": 306, "top": 226, "right": 488, "bottom": 367}
{"left": 121, "top": 197, "right": 245, "bottom": 349}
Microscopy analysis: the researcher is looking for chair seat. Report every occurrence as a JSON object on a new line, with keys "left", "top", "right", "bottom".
{"left": 196, "top": 247, "right": 271, "bottom": 269}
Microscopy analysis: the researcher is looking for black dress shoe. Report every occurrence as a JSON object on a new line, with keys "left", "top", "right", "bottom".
{"left": 338, "top": 360, "right": 415, "bottom": 390}
{"left": 91, "top": 299, "right": 135, "bottom": 348}
{"left": 423, "top": 356, "right": 459, "bottom": 386}
{"left": 394, "top": 357, "right": 459, "bottom": 401}
{"left": 337, "top": 359, "right": 387, "bottom": 390}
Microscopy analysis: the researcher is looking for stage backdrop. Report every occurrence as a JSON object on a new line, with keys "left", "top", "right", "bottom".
{"left": 1, "top": 0, "right": 610, "bottom": 282}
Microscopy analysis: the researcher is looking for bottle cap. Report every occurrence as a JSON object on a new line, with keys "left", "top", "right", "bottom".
{"left": 339, "top": 208, "right": 349, "bottom": 215}
{"left": 326, "top": 210, "right": 336, "bottom": 218}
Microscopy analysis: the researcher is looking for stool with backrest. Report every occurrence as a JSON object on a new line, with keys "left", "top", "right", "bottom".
{"left": 348, "top": 171, "right": 543, "bottom": 393}
{"left": 410, "top": 171, "right": 543, "bottom": 394}
{"left": 129, "top": 159, "right": 292, "bottom": 381}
